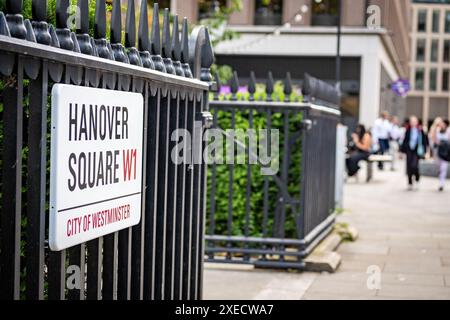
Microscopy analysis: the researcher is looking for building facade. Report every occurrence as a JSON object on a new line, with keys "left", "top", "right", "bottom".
{"left": 171, "top": 0, "right": 411, "bottom": 129}
{"left": 408, "top": 0, "right": 450, "bottom": 128}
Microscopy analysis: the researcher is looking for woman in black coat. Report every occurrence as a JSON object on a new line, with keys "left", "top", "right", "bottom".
{"left": 401, "top": 116, "right": 428, "bottom": 190}
{"left": 346, "top": 124, "right": 372, "bottom": 177}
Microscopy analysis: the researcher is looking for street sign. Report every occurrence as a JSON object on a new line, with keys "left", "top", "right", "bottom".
{"left": 49, "top": 84, "right": 144, "bottom": 251}
{"left": 391, "top": 79, "right": 410, "bottom": 97}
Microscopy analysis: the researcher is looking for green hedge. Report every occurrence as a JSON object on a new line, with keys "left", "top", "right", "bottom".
{"left": 207, "top": 87, "right": 304, "bottom": 239}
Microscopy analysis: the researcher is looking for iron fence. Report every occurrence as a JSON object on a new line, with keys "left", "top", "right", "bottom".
{"left": 205, "top": 72, "right": 340, "bottom": 269}
{"left": 0, "top": 0, "right": 213, "bottom": 300}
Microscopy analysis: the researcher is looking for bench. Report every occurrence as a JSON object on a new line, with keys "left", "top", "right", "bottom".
{"left": 366, "top": 154, "right": 394, "bottom": 182}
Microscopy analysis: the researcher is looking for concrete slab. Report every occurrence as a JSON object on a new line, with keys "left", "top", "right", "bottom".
{"left": 376, "top": 284, "right": 450, "bottom": 300}
{"left": 203, "top": 268, "right": 317, "bottom": 300}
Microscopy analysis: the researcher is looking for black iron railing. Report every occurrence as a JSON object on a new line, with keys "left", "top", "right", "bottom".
{"left": 0, "top": 0, "right": 213, "bottom": 300}
{"left": 205, "top": 72, "right": 340, "bottom": 269}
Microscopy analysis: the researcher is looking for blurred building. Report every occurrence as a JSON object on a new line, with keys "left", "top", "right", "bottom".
{"left": 172, "top": 0, "right": 411, "bottom": 130}
{"left": 408, "top": 0, "right": 450, "bottom": 128}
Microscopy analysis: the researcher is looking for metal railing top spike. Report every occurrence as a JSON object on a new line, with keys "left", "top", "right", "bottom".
{"left": 213, "top": 71, "right": 340, "bottom": 108}
{"left": 0, "top": 0, "right": 213, "bottom": 82}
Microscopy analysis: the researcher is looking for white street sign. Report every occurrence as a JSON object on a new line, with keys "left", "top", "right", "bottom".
{"left": 49, "top": 84, "right": 144, "bottom": 251}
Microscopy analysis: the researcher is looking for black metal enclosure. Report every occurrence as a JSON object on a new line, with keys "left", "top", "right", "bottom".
{"left": 0, "top": 0, "right": 213, "bottom": 300}
{"left": 205, "top": 72, "right": 340, "bottom": 269}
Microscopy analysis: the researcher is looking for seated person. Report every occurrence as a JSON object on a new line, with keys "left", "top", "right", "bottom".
{"left": 346, "top": 124, "right": 372, "bottom": 177}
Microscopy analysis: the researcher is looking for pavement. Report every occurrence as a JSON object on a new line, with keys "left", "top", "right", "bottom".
{"left": 203, "top": 160, "right": 450, "bottom": 300}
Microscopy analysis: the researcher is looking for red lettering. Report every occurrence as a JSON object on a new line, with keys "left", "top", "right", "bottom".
{"left": 122, "top": 149, "right": 137, "bottom": 181}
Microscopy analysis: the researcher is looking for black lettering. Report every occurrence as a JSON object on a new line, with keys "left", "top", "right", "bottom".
{"left": 113, "top": 150, "right": 119, "bottom": 183}
{"left": 78, "top": 152, "right": 87, "bottom": 190}
{"left": 79, "top": 104, "right": 88, "bottom": 141}
{"left": 107, "top": 106, "right": 115, "bottom": 140}
{"left": 68, "top": 153, "right": 77, "bottom": 191}
{"left": 99, "top": 105, "right": 107, "bottom": 140}
{"left": 122, "top": 107, "right": 129, "bottom": 139}
{"left": 87, "top": 152, "right": 96, "bottom": 188}
{"left": 115, "top": 106, "right": 121, "bottom": 139}
{"left": 106, "top": 151, "right": 113, "bottom": 185}
{"left": 96, "top": 151, "right": 104, "bottom": 186}
{"left": 89, "top": 104, "right": 98, "bottom": 141}
{"left": 69, "top": 103, "right": 77, "bottom": 141}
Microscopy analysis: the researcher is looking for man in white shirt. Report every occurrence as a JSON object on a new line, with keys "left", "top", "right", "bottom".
{"left": 372, "top": 111, "right": 391, "bottom": 169}
{"left": 389, "top": 116, "right": 402, "bottom": 171}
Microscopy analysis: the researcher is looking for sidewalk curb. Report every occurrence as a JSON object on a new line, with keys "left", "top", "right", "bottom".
{"left": 304, "top": 225, "right": 358, "bottom": 273}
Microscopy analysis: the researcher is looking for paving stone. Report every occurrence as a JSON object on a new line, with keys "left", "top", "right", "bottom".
{"left": 441, "top": 257, "right": 450, "bottom": 267}
{"left": 380, "top": 273, "right": 445, "bottom": 287}
{"left": 383, "top": 261, "right": 446, "bottom": 275}
{"left": 338, "top": 260, "right": 386, "bottom": 272}
{"left": 376, "top": 284, "right": 450, "bottom": 300}
{"left": 305, "top": 279, "right": 377, "bottom": 297}
{"left": 339, "top": 252, "right": 389, "bottom": 264}
{"left": 338, "top": 242, "right": 390, "bottom": 255}
{"left": 444, "top": 275, "right": 450, "bottom": 287}
{"left": 253, "top": 289, "right": 303, "bottom": 300}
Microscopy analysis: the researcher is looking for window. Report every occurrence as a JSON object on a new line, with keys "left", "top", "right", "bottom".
{"left": 431, "top": 39, "right": 439, "bottom": 62}
{"left": 446, "top": 11, "right": 450, "bottom": 33}
{"left": 432, "top": 10, "right": 440, "bottom": 33}
{"left": 311, "top": 0, "right": 339, "bottom": 26}
{"left": 198, "top": 0, "right": 227, "bottom": 20}
{"left": 444, "top": 40, "right": 450, "bottom": 62}
{"left": 416, "top": 39, "right": 426, "bottom": 62}
{"left": 254, "top": 0, "right": 283, "bottom": 26}
{"left": 415, "top": 68, "right": 424, "bottom": 91}
{"left": 417, "top": 9, "right": 427, "bottom": 32}
{"left": 442, "top": 69, "right": 449, "bottom": 91}
{"left": 430, "top": 68, "right": 437, "bottom": 91}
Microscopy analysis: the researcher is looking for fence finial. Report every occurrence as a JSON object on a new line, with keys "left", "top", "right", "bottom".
{"left": 56, "top": 0, "right": 69, "bottom": 29}
{"left": 284, "top": 72, "right": 293, "bottom": 102}
{"left": 171, "top": 15, "right": 184, "bottom": 76}
{"left": 110, "top": 0, "right": 129, "bottom": 63}
{"left": 76, "top": 0, "right": 94, "bottom": 55}
{"left": 181, "top": 17, "right": 193, "bottom": 78}
{"left": 32, "top": 0, "right": 47, "bottom": 22}
{"left": 200, "top": 28, "right": 214, "bottom": 82}
{"left": 125, "top": 0, "right": 142, "bottom": 66}
{"left": 31, "top": 0, "right": 51, "bottom": 45}
{"left": 138, "top": 0, "right": 150, "bottom": 51}
{"left": 189, "top": 26, "right": 214, "bottom": 81}
{"left": 55, "top": 0, "right": 74, "bottom": 50}
{"left": 230, "top": 71, "right": 239, "bottom": 101}
{"left": 6, "top": 0, "right": 22, "bottom": 14}
{"left": 5, "top": 0, "right": 26, "bottom": 39}
{"left": 138, "top": 0, "right": 154, "bottom": 69}
{"left": 266, "top": 71, "right": 274, "bottom": 102}
{"left": 125, "top": 0, "right": 136, "bottom": 48}
{"left": 248, "top": 71, "right": 256, "bottom": 101}
{"left": 94, "top": 0, "right": 106, "bottom": 39}
{"left": 162, "top": 8, "right": 175, "bottom": 74}
{"left": 111, "top": 0, "right": 122, "bottom": 44}
{"left": 93, "top": 0, "right": 112, "bottom": 59}
{"left": 150, "top": 3, "right": 166, "bottom": 72}
{"left": 77, "top": 0, "right": 89, "bottom": 34}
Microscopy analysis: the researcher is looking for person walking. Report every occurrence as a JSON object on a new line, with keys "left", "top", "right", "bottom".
{"left": 431, "top": 119, "right": 450, "bottom": 191}
{"left": 346, "top": 124, "right": 372, "bottom": 177}
{"left": 429, "top": 117, "right": 443, "bottom": 159}
{"left": 401, "top": 116, "right": 428, "bottom": 191}
{"left": 389, "top": 116, "right": 402, "bottom": 171}
{"left": 372, "top": 111, "right": 391, "bottom": 170}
